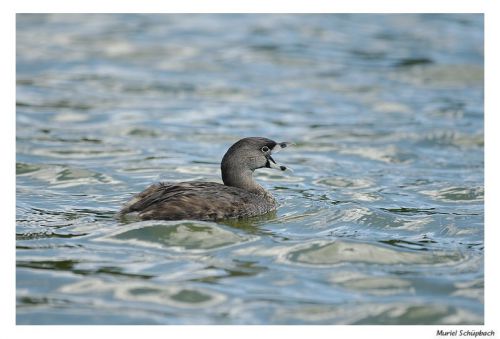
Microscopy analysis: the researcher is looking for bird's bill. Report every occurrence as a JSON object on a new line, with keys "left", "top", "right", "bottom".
{"left": 271, "top": 141, "right": 294, "bottom": 154}
{"left": 267, "top": 141, "right": 294, "bottom": 171}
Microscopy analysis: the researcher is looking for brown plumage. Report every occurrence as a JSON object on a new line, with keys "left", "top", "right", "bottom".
{"left": 119, "top": 137, "right": 292, "bottom": 221}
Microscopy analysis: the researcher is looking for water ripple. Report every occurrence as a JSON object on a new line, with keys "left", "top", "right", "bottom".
{"left": 97, "top": 221, "right": 259, "bottom": 252}
{"left": 16, "top": 14, "right": 484, "bottom": 324}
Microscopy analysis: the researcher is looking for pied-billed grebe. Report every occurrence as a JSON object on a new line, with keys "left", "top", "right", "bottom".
{"left": 119, "top": 137, "right": 292, "bottom": 221}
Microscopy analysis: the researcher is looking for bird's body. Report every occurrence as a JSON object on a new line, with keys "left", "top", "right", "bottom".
{"left": 119, "top": 181, "right": 276, "bottom": 221}
{"left": 119, "top": 137, "right": 291, "bottom": 221}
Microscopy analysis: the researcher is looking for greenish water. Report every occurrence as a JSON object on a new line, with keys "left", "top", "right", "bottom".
{"left": 16, "top": 14, "right": 484, "bottom": 324}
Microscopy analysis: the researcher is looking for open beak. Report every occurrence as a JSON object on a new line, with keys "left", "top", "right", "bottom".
{"left": 271, "top": 141, "right": 294, "bottom": 154}
{"left": 266, "top": 142, "right": 294, "bottom": 171}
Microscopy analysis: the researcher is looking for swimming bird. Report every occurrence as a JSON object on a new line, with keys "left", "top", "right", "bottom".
{"left": 119, "top": 137, "right": 292, "bottom": 221}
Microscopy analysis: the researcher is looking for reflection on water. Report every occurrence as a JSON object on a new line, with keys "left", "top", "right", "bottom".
{"left": 60, "top": 279, "right": 227, "bottom": 308}
{"left": 105, "top": 221, "right": 258, "bottom": 251}
{"left": 16, "top": 14, "right": 483, "bottom": 324}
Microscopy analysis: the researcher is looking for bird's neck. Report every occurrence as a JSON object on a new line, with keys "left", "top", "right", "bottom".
{"left": 222, "top": 166, "right": 266, "bottom": 195}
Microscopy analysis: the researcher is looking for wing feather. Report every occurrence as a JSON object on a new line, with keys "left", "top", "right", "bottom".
{"left": 119, "top": 181, "right": 260, "bottom": 220}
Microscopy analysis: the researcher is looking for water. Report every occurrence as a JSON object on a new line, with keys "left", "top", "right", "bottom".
{"left": 16, "top": 14, "right": 484, "bottom": 325}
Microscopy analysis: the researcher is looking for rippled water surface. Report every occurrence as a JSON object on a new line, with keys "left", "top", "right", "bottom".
{"left": 16, "top": 14, "right": 484, "bottom": 324}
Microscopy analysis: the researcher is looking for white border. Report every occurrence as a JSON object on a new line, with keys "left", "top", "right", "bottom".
{"left": 4, "top": 1, "right": 496, "bottom": 339}
{"left": 6, "top": 0, "right": 490, "bottom": 13}
{"left": 484, "top": 0, "right": 498, "bottom": 328}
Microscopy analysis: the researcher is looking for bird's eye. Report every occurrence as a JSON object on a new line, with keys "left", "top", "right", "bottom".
{"left": 261, "top": 146, "right": 270, "bottom": 153}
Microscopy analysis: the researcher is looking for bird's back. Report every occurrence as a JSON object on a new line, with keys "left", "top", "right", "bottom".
{"left": 119, "top": 181, "right": 276, "bottom": 221}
